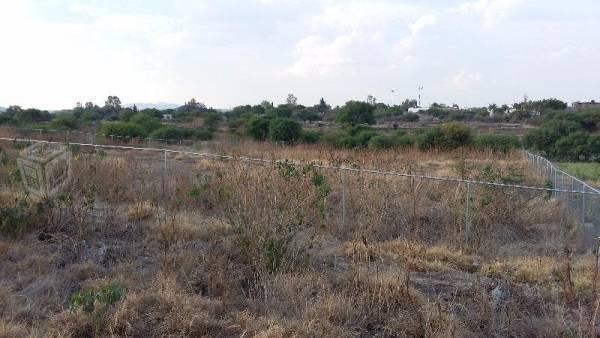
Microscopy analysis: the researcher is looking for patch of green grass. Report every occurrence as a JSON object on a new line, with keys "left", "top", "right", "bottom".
{"left": 558, "top": 162, "right": 600, "bottom": 187}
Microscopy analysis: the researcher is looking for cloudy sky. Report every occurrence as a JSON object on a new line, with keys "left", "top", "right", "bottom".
{"left": 0, "top": 0, "right": 598, "bottom": 110}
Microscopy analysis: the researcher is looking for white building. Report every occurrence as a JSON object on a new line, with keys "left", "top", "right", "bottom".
{"left": 407, "top": 107, "right": 429, "bottom": 114}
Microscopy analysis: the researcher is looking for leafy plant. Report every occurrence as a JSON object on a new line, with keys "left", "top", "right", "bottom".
{"left": 68, "top": 282, "right": 125, "bottom": 314}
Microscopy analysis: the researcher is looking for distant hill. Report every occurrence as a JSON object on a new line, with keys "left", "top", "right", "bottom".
{"left": 0, "top": 106, "right": 6, "bottom": 113}
{"left": 124, "top": 102, "right": 180, "bottom": 110}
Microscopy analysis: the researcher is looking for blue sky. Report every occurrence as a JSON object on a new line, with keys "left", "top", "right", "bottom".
{"left": 0, "top": 0, "right": 599, "bottom": 110}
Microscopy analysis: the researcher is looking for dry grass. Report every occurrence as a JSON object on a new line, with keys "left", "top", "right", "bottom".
{"left": 126, "top": 201, "right": 155, "bottom": 221}
{"left": 0, "top": 139, "right": 597, "bottom": 336}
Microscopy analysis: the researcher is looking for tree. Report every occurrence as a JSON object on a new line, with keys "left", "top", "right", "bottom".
{"left": 245, "top": 116, "right": 270, "bottom": 140}
{"left": 399, "top": 99, "right": 418, "bottom": 111}
{"left": 105, "top": 96, "right": 122, "bottom": 110}
{"left": 269, "top": 118, "right": 301, "bottom": 143}
{"left": 260, "top": 100, "right": 273, "bottom": 109}
{"left": 286, "top": 93, "right": 298, "bottom": 106}
{"left": 316, "top": 98, "right": 331, "bottom": 115}
{"left": 297, "top": 107, "right": 320, "bottom": 123}
{"left": 14, "top": 108, "right": 51, "bottom": 124}
{"left": 271, "top": 105, "right": 293, "bottom": 118}
{"left": 180, "top": 98, "right": 207, "bottom": 113}
{"left": 336, "top": 101, "right": 376, "bottom": 125}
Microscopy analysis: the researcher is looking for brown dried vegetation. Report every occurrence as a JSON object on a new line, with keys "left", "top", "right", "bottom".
{"left": 0, "top": 141, "right": 598, "bottom": 337}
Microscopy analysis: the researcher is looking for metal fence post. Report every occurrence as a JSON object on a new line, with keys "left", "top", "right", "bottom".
{"left": 341, "top": 169, "right": 346, "bottom": 227}
{"left": 465, "top": 182, "right": 471, "bottom": 244}
{"left": 162, "top": 150, "right": 167, "bottom": 202}
{"left": 582, "top": 185, "right": 586, "bottom": 225}
{"left": 553, "top": 167, "right": 557, "bottom": 198}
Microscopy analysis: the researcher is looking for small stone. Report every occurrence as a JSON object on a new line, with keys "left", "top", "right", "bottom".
{"left": 491, "top": 284, "right": 510, "bottom": 304}
{"left": 96, "top": 244, "right": 111, "bottom": 265}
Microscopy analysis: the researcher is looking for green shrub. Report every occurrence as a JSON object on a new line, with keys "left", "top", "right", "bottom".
{"left": 149, "top": 126, "right": 194, "bottom": 140}
{"left": 417, "top": 127, "right": 445, "bottom": 150}
{"left": 101, "top": 122, "right": 147, "bottom": 138}
{"left": 204, "top": 112, "right": 223, "bottom": 130}
{"left": 52, "top": 113, "right": 79, "bottom": 129}
{"left": 69, "top": 282, "right": 125, "bottom": 314}
{"left": 269, "top": 118, "right": 302, "bottom": 143}
{"left": 264, "top": 238, "right": 287, "bottom": 273}
{"left": 368, "top": 135, "right": 394, "bottom": 149}
{"left": 474, "top": 134, "right": 520, "bottom": 153}
{"left": 130, "top": 112, "right": 161, "bottom": 133}
{"left": 554, "top": 132, "right": 591, "bottom": 161}
{"left": 300, "top": 130, "right": 321, "bottom": 144}
{"left": 392, "top": 132, "right": 416, "bottom": 148}
{"left": 353, "top": 129, "right": 377, "bottom": 147}
{"left": 245, "top": 116, "right": 270, "bottom": 140}
{"left": 194, "top": 128, "right": 214, "bottom": 140}
{"left": 442, "top": 123, "right": 473, "bottom": 148}
{"left": 417, "top": 123, "right": 473, "bottom": 150}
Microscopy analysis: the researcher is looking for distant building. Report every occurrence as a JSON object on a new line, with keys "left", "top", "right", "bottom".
{"left": 162, "top": 114, "right": 173, "bottom": 121}
{"left": 571, "top": 100, "right": 600, "bottom": 112}
{"left": 407, "top": 107, "right": 428, "bottom": 114}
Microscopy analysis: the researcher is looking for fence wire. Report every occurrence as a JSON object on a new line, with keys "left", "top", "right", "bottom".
{"left": 0, "top": 130, "right": 599, "bottom": 251}
{"left": 525, "top": 151, "right": 600, "bottom": 246}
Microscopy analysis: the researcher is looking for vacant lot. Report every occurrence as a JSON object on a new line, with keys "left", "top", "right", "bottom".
{"left": 0, "top": 140, "right": 598, "bottom": 337}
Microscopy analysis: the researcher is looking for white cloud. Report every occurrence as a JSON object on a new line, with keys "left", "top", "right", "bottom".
{"left": 451, "top": 69, "right": 483, "bottom": 90}
{"left": 393, "top": 14, "right": 438, "bottom": 63}
{"left": 307, "top": 1, "right": 420, "bottom": 35}
{"left": 288, "top": 35, "right": 354, "bottom": 77}
{"left": 70, "top": 4, "right": 186, "bottom": 49}
{"left": 409, "top": 14, "right": 438, "bottom": 35}
{"left": 458, "top": 0, "right": 521, "bottom": 27}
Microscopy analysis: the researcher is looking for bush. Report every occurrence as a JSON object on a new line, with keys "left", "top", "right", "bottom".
{"left": 392, "top": 132, "right": 416, "bottom": 148}
{"left": 442, "top": 123, "right": 473, "bottom": 148}
{"left": 368, "top": 135, "right": 394, "bottom": 149}
{"left": 149, "top": 126, "right": 195, "bottom": 140}
{"left": 245, "top": 116, "right": 270, "bottom": 140}
{"left": 129, "top": 112, "right": 162, "bottom": 134}
{"left": 474, "top": 134, "right": 520, "bottom": 153}
{"left": 300, "top": 130, "right": 321, "bottom": 144}
{"left": 101, "top": 122, "right": 147, "bottom": 138}
{"left": 194, "top": 128, "right": 214, "bottom": 140}
{"left": 417, "top": 123, "right": 473, "bottom": 150}
{"left": 353, "top": 129, "right": 377, "bottom": 147}
{"left": 52, "top": 113, "right": 79, "bottom": 129}
{"left": 269, "top": 118, "right": 302, "bottom": 143}
{"left": 69, "top": 282, "right": 125, "bottom": 314}
{"left": 554, "top": 132, "right": 591, "bottom": 161}
{"left": 417, "top": 127, "right": 445, "bottom": 150}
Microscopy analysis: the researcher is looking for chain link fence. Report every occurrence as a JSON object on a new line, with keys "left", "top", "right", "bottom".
{"left": 525, "top": 151, "right": 600, "bottom": 246}
{"left": 0, "top": 130, "right": 599, "bottom": 253}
